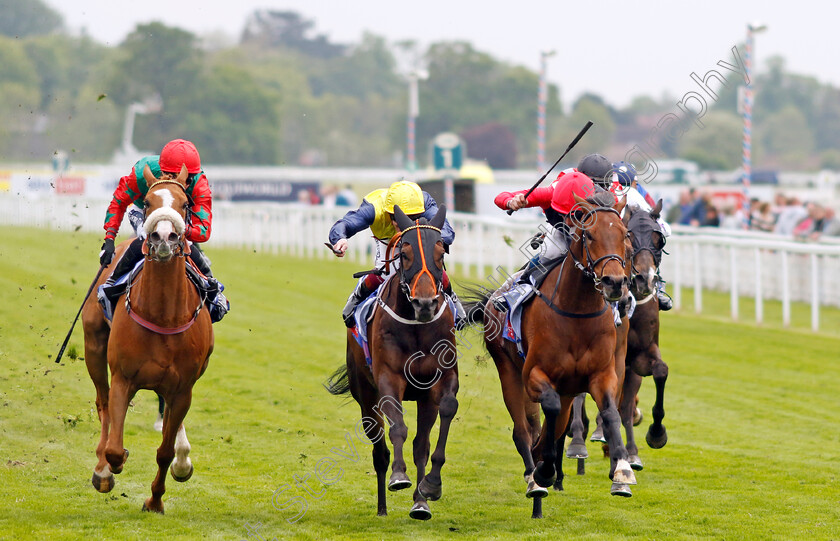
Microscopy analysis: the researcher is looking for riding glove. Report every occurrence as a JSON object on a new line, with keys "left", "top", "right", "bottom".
{"left": 100, "top": 238, "right": 115, "bottom": 266}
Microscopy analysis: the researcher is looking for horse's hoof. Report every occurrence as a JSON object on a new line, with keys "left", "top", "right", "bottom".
{"left": 388, "top": 472, "right": 412, "bottom": 492}
{"left": 418, "top": 477, "right": 442, "bottom": 501}
{"left": 170, "top": 462, "right": 194, "bottom": 482}
{"left": 646, "top": 425, "right": 668, "bottom": 449}
{"left": 525, "top": 472, "right": 549, "bottom": 498}
{"left": 628, "top": 455, "right": 644, "bottom": 471}
{"left": 633, "top": 407, "right": 643, "bottom": 426}
{"left": 552, "top": 479, "right": 564, "bottom": 492}
{"left": 409, "top": 501, "right": 432, "bottom": 521}
{"left": 532, "top": 462, "right": 556, "bottom": 488}
{"left": 612, "top": 459, "right": 637, "bottom": 485}
{"left": 611, "top": 482, "right": 632, "bottom": 497}
{"left": 141, "top": 500, "right": 164, "bottom": 514}
{"left": 377, "top": 509, "right": 387, "bottom": 517}
{"left": 590, "top": 427, "right": 606, "bottom": 443}
{"left": 91, "top": 467, "right": 114, "bottom": 493}
{"left": 566, "top": 441, "right": 588, "bottom": 459}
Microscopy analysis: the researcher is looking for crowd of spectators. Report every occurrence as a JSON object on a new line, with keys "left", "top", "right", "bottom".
{"left": 665, "top": 188, "right": 840, "bottom": 242}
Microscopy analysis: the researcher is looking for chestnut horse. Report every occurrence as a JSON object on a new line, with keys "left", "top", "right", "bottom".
{"left": 81, "top": 165, "right": 214, "bottom": 513}
{"left": 326, "top": 205, "right": 458, "bottom": 521}
{"left": 572, "top": 202, "right": 670, "bottom": 470}
{"left": 466, "top": 192, "right": 636, "bottom": 518}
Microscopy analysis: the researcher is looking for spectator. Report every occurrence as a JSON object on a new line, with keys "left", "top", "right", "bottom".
{"left": 719, "top": 204, "right": 741, "bottom": 229}
{"left": 773, "top": 197, "right": 808, "bottom": 236}
{"left": 750, "top": 202, "right": 776, "bottom": 232}
{"left": 820, "top": 208, "right": 840, "bottom": 237}
{"left": 673, "top": 188, "right": 697, "bottom": 225}
{"left": 702, "top": 204, "right": 720, "bottom": 227}
{"left": 336, "top": 185, "right": 358, "bottom": 207}
{"left": 682, "top": 192, "right": 714, "bottom": 227}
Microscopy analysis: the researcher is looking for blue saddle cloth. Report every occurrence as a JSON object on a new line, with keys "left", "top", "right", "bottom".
{"left": 350, "top": 281, "right": 456, "bottom": 367}
{"left": 494, "top": 276, "right": 628, "bottom": 358}
{"left": 97, "top": 259, "right": 229, "bottom": 324}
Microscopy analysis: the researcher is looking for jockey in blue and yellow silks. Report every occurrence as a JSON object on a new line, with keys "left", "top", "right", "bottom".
{"left": 329, "top": 181, "right": 465, "bottom": 328}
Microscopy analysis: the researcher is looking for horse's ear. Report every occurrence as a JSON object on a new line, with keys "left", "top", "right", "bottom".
{"left": 393, "top": 205, "right": 414, "bottom": 231}
{"left": 430, "top": 205, "right": 446, "bottom": 230}
{"left": 622, "top": 204, "right": 632, "bottom": 226}
{"left": 614, "top": 194, "right": 627, "bottom": 215}
{"left": 143, "top": 165, "right": 157, "bottom": 185}
{"left": 651, "top": 199, "right": 663, "bottom": 219}
{"left": 176, "top": 164, "right": 189, "bottom": 187}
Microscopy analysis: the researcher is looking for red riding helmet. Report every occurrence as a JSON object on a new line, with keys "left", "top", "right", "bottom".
{"left": 550, "top": 171, "right": 596, "bottom": 214}
{"left": 159, "top": 139, "right": 201, "bottom": 174}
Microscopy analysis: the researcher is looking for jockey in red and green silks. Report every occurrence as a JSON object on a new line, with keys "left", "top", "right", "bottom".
{"left": 328, "top": 180, "right": 465, "bottom": 328}
{"left": 98, "top": 139, "right": 226, "bottom": 318}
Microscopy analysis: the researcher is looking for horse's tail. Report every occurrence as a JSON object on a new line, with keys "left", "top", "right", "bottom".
{"left": 325, "top": 364, "right": 351, "bottom": 396}
{"left": 459, "top": 283, "right": 494, "bottom": 326}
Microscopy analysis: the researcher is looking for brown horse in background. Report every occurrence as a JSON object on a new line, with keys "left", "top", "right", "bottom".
{"left": 81, "top": 165, "right": 214, "bottom": 513}
{"left": 466, "top": 192, "right": 636, "bottom": 518}
{"left": 569, "top": 201, "right": 670, "bottom": 472}
{"left": 326, "top": 205, "right": 458, "bottom": 521}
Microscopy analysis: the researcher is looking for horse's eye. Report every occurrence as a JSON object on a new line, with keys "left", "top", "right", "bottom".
{"left": 143, "top": 200, "right": 150, "bottom": 208}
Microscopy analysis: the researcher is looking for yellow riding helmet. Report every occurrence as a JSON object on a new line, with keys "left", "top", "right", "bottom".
{"left": 384, "top": 181, "right": 425, "bottom": 215}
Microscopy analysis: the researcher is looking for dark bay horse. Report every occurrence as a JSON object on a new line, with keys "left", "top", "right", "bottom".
{"left": 569, "top": 201, "right": 670, "bottom": 472}
{"left": 81, "top": 165, "right": 214, "bottom": 513}
{"left": 326, "top": 205, "right": 458, "bottom": 521}
{"left": 467, "top": 192, "right": 636, "bottom": 518}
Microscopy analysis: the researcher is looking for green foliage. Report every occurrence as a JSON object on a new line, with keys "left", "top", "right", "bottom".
{"left": 678, "top": 111, "right": 743, "bottom": 170}
{"left": 2, "top": 226, "right": 840, "bottom": 539}
{"left": 0, "top": 0, "right": 62, "bottom": 38}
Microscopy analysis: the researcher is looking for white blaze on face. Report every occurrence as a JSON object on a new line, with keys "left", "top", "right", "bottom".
{"left": 154, "top": 188, "right": 174, "bottom": 210}
{"left": 143, "top": 186, "right": 186, "bottom": 237}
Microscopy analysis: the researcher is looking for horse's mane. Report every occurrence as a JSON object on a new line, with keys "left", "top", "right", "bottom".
{"left": 587, "top": 191, "right": 619, "bottom": 208}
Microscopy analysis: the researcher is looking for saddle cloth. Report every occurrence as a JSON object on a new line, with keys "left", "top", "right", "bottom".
{"left": 350, "top": 278, "right": 456, "bottom": 367}
{"left": 97, "top": 259, "right": 229, "bottom": 324}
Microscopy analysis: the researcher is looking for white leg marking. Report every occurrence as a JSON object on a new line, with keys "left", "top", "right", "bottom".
{"left": 171, "top": 425, "right": 192, "bottom": 478}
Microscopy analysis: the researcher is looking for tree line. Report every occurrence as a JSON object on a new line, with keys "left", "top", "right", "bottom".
{"left": 2, "top": 0, "right": 838, "bottom": 172}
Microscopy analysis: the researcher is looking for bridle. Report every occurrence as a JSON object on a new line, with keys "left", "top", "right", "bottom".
{"left": 626, "top": 209, "right": 666, "bottom": 288}
{"left": 395, "top": 221, "right": 444, "bottom": 303}
{"left": 566, "top": 206, "right": 626, "bottom": 290}
{"left": 142, "top": 179, "right": 190, "bottom": 260}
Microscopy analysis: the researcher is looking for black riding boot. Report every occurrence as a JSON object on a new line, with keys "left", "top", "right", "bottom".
{"left": 104, "top": 237, "right": 144, "bottom": 286}
{"left": 656, "top": 277, "right": 673, "bottom": 311}
{"left": 342, "top": 280, "right": 374, "bottom": 328}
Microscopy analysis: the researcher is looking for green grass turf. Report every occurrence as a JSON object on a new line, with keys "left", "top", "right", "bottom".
{"left": 1, "top": 226, "right": 839, "bottom": 540}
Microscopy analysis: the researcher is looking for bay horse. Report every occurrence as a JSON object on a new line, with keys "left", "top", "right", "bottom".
{"left": 569, "top": 201, "right": 670, "bottom": 472}
{"left": 81, "top": 165, "right": 214, "bottom": 513}
{"left": 466, "top": 191, "right": 636, "bottom": 518}
{"left": 326, "top": 205, "right": 458, "bottom": 521}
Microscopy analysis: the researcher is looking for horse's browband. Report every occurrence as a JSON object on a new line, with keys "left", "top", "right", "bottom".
{"left": 398, "top": 224, "right": 441, "bottom": 237}
{"left": 148, "top": 179, "right": 186, "bottom": 192}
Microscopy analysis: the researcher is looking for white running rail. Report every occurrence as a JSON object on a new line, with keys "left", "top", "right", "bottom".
{"left": 3, "top": 195, "right": 840, "bottom": 332}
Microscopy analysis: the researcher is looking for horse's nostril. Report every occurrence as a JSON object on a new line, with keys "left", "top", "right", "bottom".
{"left": 168, "top": 232, "right": 178, "bottom": 243}
{"left": 150, "top": 232, "right": 161, "bottom": 243}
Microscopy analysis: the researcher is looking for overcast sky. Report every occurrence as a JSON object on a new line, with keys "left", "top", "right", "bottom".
{"left": 49, "top": 0, "right": 836, "bottom": 109}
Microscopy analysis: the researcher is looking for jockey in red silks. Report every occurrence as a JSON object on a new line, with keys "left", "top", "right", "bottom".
{"left": 495, "top": 170, "right": 601, "bottom": 281}
{"left": 328, "top": 180, "right": 466, "bottom": 328}
{"left": 98, "top": 139, "right": 228, "bottom": 318}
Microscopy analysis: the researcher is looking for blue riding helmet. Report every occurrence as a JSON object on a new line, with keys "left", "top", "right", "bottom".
{"left": 612, "top": 161, "right": 637, "bottom": 187}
